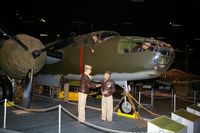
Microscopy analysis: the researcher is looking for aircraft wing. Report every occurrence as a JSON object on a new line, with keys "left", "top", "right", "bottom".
{"left": 156, "top": 69, "right": 200, "bottom": 85}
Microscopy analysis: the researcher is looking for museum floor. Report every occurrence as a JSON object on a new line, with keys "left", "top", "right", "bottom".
{"left": 0, "top": 90, "right": 194, "bottom": 133}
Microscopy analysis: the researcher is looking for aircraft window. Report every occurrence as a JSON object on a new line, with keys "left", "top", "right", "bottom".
{"left": 148, "top": 43, "right": 156, "bottom": 52}
{"left": 83, "top": 37, "right": 89, "bottom": 44}
{"left": 155, "top": 49, "right": 168, "bottom": 56}
{"left": 100, "top": 32, "right": 119, "bottom": 40}
{"left": 149, "top": 46, "right": 155, "bottom": 52}
{"left": 159, "top": 50, "right": 168, "bottom": 55}
{"left": 118, "top": 42, "right": 137, "bottom": 54}
{"left": 124, "top": 48, "right": 129, "bottom": 53}
{"left": 131, "top": 42, "right": 152, "bottom": 52}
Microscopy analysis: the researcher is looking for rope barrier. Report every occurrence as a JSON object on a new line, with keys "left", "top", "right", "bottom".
{"left": 176, "top": 96, "right": 194, "bottom": 103}
{"left": 2, "top": 99, "right": 139, "bottom": 133}
{"left": 126, "top": 94, "right": 142, "bottom": 119}
{"left": 0, "top": 99, "right": 5, "bottom": 103}
{"left": 83, "top": 121, "right": 132, "bottom": 133}
{"left": 113, "top": 94, "right": 126, "bottom": 111}
{"left": 141, "top": 90, "right": 195, "bottom": 103}
{"left": 6, "top": 99, "right": 59, "bottom": 112}
{"left": 126, "top": 93, "right": 147, "bottom": 128}
{"left": 141, "top": 91, "right": 172, "bottom": 99}
{"left": 61, "top": 106, "right": 78, "bottom": 120}
{"left": 61, "top": 106, "right": 133, "bottom": 133}
{"left": 127, "top": 92, "right": 160, "bottom": 117}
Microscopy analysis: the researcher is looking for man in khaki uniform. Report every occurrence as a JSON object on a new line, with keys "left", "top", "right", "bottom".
{"left": 78, "top": 64, "right": 101, "bottom": 123}
{"left": 101, "top": 71, "right": 115, "bottom": 123}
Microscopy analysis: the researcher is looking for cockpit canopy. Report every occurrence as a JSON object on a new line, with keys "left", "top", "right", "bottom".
{"left": 118, "top": 36, "right": 174, "bottom": 57}
{"left": 99, "top": 31, "right": 120, "bottom": 40}
{"left": 73, "top": 31, "right": 120, "bottom": 46}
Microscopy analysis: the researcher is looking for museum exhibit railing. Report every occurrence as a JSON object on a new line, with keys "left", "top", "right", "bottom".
{"left": 1, "top": 99, "right": 134, "bottom": 133}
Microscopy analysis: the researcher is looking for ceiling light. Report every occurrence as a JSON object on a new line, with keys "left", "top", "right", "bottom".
{"left": 40, "top": 34, "right": 48, "bottom": 37}
{"left": 40, "top": 18, "right": 46, "bottom": 23}
{"left": 169, "top": 22, "right": 182, "bottom": 27}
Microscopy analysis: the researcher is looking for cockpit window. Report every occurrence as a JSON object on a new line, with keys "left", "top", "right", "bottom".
{"left": 118, "top": 39, "right": 171, "bottom": 55}
{"left": 118, "top": 41, "right": 139, "bottom": 54}
{"left": 131, "top": 41, "right": 154, "bottom": 52}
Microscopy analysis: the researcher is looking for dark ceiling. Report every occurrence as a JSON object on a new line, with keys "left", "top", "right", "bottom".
{"left": 1, "top": 0, "right": 200, "bottom": 43}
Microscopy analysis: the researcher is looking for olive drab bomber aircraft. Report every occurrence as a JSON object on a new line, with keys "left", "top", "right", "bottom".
{"left": 0, "top": 30, "right": 175, "bottom": 108}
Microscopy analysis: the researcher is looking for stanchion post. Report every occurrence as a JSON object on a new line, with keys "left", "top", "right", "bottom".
{"left": 58, "top": 104, "right": 61, "bottom": 133}
{"left": 194, "top": 91, "right": 196, "bottom": 104}
{"left": 134, "top": 86, "right": 137, "bottom": 97}
{"left": 138, "top": 91, "right": 141, "bottom": 108}
{"left": 171, "top": 89, "right": 174, "bottom": 108}
{"left": 3, "top": 99, "right": 7, "bottom": 129}
{"left": 173, "top": 93, "right": 176, "bottom": 112}
{"left": 151, "top": 89, "right": 154, "bottom": 107}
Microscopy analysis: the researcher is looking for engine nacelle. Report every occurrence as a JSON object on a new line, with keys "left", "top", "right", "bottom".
{"left": 0, "top": 34, "right": 47, "bottom": 79}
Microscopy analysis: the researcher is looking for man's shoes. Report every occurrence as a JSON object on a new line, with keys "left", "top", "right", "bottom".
{"left": 108, "top": 121, "right": 112, "bottom": 124}
{"left": 101, "top": 119, "right": 105, "bottom": 122}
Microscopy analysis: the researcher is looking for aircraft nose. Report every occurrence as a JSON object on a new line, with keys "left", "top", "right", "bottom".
{"left": 152, "top": 42, "right": 175, "bottom": 72}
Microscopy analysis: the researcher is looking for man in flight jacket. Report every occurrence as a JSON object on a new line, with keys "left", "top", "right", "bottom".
{"left": 101, "top": 70, "right": 115, "bottom": 123}
{"left": 78, "top": 64, "right": 101, "bottom": 123}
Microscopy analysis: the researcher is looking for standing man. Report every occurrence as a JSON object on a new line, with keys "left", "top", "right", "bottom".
{"left": 78, "top": 64, "right": 101, "bottom": 123}
{"left": 101, "top": 71, "right": 115, "bottom": 123}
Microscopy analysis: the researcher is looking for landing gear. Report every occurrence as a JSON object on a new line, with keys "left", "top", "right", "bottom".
{"left": 115, "top": 81, "right": 137, "bottom": 115}
{"left": 119, "top": 99, "right": 134, "bottom": 114}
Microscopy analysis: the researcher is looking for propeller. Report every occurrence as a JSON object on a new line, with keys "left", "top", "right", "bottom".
{"left": 32, "top": 38, "right": 74, "bottom": 58}
{"left": 0, "top": 29, "right": 28, "bottom": 51}
{"left": 23, "top": 69, "right": 34, "bottom": 108}
{"left": 1, "top": 27, "right": 73, "bottom": 59}
{"left": 41, "top": 38, "right": 74, "bottom": 52}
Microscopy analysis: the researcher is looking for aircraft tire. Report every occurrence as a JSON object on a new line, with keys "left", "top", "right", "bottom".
{"left": 119, "top": 99, "right": 134, "bottom": 115}
{"left": 0, "top": 78, "right": 13, "bottom": 101}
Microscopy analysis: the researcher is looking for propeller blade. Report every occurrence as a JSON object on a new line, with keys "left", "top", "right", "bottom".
{"left": 41, "top": 38, "right": 74, "bottom": 52}
{"left": 0, "top": 29, "right": 28, "bottom": 51}
{"left": 23, "top": 69, "right": 34, "bottom": 108}
{"left": 32, "top": 38, "right": 73, "bottom": 59}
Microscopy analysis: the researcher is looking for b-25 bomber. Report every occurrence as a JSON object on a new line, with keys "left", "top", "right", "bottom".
{"left": 0, "top": 30, "right": 175, "bottom": 108}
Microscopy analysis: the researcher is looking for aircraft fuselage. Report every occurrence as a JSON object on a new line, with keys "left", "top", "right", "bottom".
{"left": 40, "top": 31, "right": 175, "bottom": 81}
